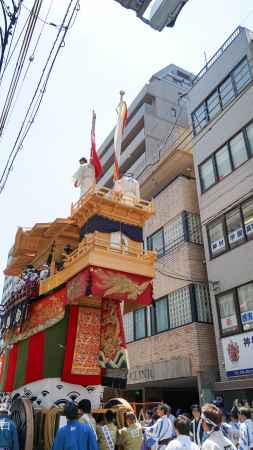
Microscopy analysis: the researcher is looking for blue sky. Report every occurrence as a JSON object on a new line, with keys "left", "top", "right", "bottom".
{"left": 0, "top": 0, "right": 253, "bottom": 292}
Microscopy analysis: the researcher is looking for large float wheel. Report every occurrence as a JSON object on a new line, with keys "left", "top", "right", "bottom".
{"left": 11, "top": 397, "right": 34, "bottom": 450}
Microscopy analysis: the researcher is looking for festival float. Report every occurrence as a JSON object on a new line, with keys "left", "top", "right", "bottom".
{"left": 0, "top": 96, "right": 155, "bottom": 449}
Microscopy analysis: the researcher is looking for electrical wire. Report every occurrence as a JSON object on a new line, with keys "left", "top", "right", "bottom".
{"left": 6, "top": 0, "right": 55, "bottom": 125}
{"left": 0, "top": 11, "right": 30, "bottom": 86}
{"left": 0, "top": 0, "right": 80, "bottom": 193}
{"left": 1, "top": 0, "right": 22, "bottom": 76}
{"left": 0, "top": 0, "right": 43, "bottom": 137}
{"left": 22, "top": 1, "right": 79, "bottom": 29}
{"left": 0, "top": 0, "right": 77, "bottom": 187}
{"left": 156, "top": 265, "right": 205, "bottom": 284}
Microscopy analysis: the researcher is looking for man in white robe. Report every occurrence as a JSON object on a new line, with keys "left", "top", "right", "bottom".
{"left": 73, "top": 157, "right": 95, "bottom": 198}
{"left": 144, "top": 404, "right": 174, "bottom": 450}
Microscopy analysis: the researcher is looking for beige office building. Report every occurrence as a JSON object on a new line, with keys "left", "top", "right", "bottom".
{"left": 98, "top": 65, "right": 217, "bottom": 410}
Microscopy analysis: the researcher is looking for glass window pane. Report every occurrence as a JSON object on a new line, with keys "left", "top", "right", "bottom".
{"left": 195, "top": 284, "right": 212, "bottom": 323}
{"left": 217, "top": 293, "right": 239, "bottom": 334}
{"left": 168, "top": 287, "right": 192, "bottom": 328}
{"left": 230, "top": 132, "right": 248, "bottom": 169}
{"left": 200, "top": 158, "right": 216, "bottom": 191}
{"left": 233, "top": 59, "right": 251, "bottom": 94}
{"left": 219, "top": 77, "right": 235, "bottom": 108}
{"left": 123, "top": 312, "right": 134, "bottom": 343}
{"left": 207, "top": 90, "right": 221, "bottom": 120}
{"left": 192, "top": 103, "right": 208, "bottom": 134}
{"left": 215, "top": 145, "right": 232, "bottom": 180}
{"left": 148, "top": 229, "right": 164, "bottom": 257}
{"left": 155, "top": 298, "right": 168, "bottom": 333}
{"left": 226, "top": 208, "right": 245, "bottom": 248}
{"left": 208, "top": 220, "right": 226, "bottom": 256}
{"left": 238, "top": 283, "right": 253, "bottom": 332}
{"left": 187, "top": 213, "right": 203, "bottom": 244}
{"left": 163, "top": 215, "right": 184, "bottom": 253}
{"left": 242, "top": 199, "right": 253, "bottom": 239}
{"left": 134, "top": 308, "right": 146, "bottom": 340}
{"left": 246, "top": 122, "right": 253, "bottom": 155}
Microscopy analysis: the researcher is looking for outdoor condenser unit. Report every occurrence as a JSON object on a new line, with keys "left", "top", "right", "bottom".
{"left": 113, "top": 0, "right": 189, "bottom": 31}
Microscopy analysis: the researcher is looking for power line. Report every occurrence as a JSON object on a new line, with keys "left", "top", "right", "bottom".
{"left": 0, "top": 0, "right": 43, "bottom": 137}
{"left": 0, "top": 0, "right": 80, "bottom": 194}
{"left": 5, "top": 0, "right": 55, "bottom": 126}
{"left": 22, "top": 1, "right": 79, "bottom": 29}
{"left": 0, "top": 12, "right": 30, "bottom": 86}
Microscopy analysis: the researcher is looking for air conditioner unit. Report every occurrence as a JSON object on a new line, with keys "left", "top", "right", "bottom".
{"left": 149, "top": 0, "right": 189, "bottom": 31}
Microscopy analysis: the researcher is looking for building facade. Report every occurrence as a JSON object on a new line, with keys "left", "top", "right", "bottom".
{"left": 188, "top": 26, "right": 253, "bottom": 406}
{"left": 98, "top": 65, "right": 218, "bottom": 410}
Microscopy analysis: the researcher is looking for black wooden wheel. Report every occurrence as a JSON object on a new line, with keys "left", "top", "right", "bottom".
{"left": 11, "top": 397, "right": 34, "bottom": 450}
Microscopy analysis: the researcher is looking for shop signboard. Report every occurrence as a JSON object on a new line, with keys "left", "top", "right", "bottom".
{"left": 222, "top": 330, "right": 253, "bottom": 377}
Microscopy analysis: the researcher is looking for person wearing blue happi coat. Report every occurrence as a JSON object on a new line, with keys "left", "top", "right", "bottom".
{"left": 52, "top": 403, "right": 98, "bottom": 450}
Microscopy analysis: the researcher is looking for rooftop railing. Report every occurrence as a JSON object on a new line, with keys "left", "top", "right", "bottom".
{"left": 193, "top": 27, "right": 243, "bottom": 85}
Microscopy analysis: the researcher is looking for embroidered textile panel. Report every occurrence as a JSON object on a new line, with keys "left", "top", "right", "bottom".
{"left": 99, "top": 300, "right": 128, "bottom": 370}
{"left": 91, "top": 267, "right": 152, "bottom": 305}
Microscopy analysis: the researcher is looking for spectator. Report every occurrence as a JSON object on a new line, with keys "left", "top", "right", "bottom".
{"left": 166, "top": 415, "right": 199, "bottom": 450}
{"left": 40, "top": 264, "right": 50, "bottom": 280}
{"left": 144, "top": 404, "right": 174, "bottom": 449}
{"left": 230, "top": 409, "right": 240, "bottom": 447}
{"left": 78, "top": 399, "right": 97, "bottom": 437}
{"left": 238, "top": 407, "right": 253, "bottom": 450}
{"left": 201, "top": 403, "right": 236, "bottom": 450}
{"left": 0, "top": 403, "right": 19, "bottom": 450}
{"left": 117, "top": 412, "right": 143, "bottom": 450}
{"left": 52, "top": 402, "right": 98, "bottom": 450}
{"left": 190, "top": 404, "right": 203, "bottom": 447}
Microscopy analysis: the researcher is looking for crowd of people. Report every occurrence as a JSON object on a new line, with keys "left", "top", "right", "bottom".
{"left": 51, "top": 400, "right": 253, "bottom": 450}
{"left": 0, "top": 398, "right": 253, "bottom": 450}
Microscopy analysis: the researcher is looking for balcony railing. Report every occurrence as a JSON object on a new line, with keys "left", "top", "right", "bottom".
{"left": 39, "top": 231, "right": 155, "bottom": 295}
{"left": 65, "top": 231, "right": 154, "bottom": 267}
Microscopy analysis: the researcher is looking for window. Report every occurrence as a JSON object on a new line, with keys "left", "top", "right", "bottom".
{"left": 200, "top": 158, "right": 216, "bottom": 191}
{"left": 123, "top": 312, "right": 134, "bottom": 343}
{"left": 192, "top": 58, "right": 251, "bottom": 135}
{"left": 233, "top": 58, "right": 251, "bottom": 94}
{"left": 207, "top": 90, "right": 221, "bottom": 120}
{"left": 192, "top": 103, "right": 208, "bottom": 134}
{"left": 187, "top": 213, "right": 203, "bottom": 244}
{"left": 163, "top": 215, "right": 184, "bottom": 252}
{"left": 246, "top": 122, "right": 253, "bottom": 155}
{"left": 199, "top": 121, "right": 253, "bottom": 193}
{"left": 207, "top": 196, "right": 253, "bottom": 258}
{"left": 230, "top": 132, "right": 248, "bottom": 169}
{"left": 242, "top": 199, "right": 253, "bottom": 239}
{"left": 208, "top": 220, "right": 226, "bottom": 256}
{"left": 219, "top": 77, "right": 235, "bottom": 108}
{"left": 215, "top": 145, "right": 232, "bottom": 180}
{"left": 217, "top": 292, "right": 239, "bottom": 335}
{"left": 238, "top": 283, "right": 253, "bottom": 332}
{"left": 155, "top": 297, "right": 169, "bottom": 332}
{"left": 225, "top": 208, "right": 245, "bottom": 248}
{"left": 147, "top": 229, "right": 164, "bottom": 257}
{"left": 168, "top": 287, "right": 192, "bottom": 328}
{"left": 149, "top": 305, "right": 156, "bottom": 336}
{"left": 195, "top": 284, "right": 212, "bottom": 323}
{"left": 134, "top": 308, "right": 146, "bottom": 340}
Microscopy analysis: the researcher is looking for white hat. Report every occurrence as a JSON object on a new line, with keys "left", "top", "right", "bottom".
{"left": 0, "top": 403, "right": 9, "bottom": 413}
